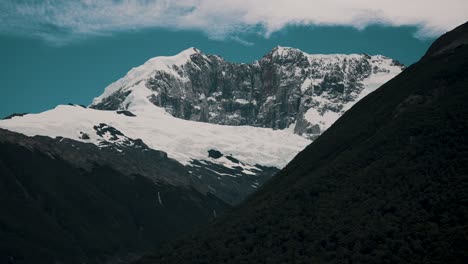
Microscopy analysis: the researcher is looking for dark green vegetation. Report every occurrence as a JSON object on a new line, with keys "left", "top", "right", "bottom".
{"left": 138, "top": 22, "right": 468, "bottom": 264}
{"left": 0, "top": 130, "right": 227, "bottom": 264}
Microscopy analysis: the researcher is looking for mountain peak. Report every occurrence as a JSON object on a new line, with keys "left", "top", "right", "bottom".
{"left": 178, "top": 47, "right": 202, "bottom": 56}
{"left": 270, "top": 45, "right": 304, "bottom": 56}
{"left": 91, "top": 48, "right": 204, "bottom": 107}
{"left": 145, "top": 47, "right": 201, "bottom": 67}
{"left": 90, "top": 46, "right": 403, "bottom": 139}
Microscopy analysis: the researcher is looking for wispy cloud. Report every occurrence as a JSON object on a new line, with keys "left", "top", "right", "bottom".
{"left": 1, "top": 0, "right": 467, "bottom": 44}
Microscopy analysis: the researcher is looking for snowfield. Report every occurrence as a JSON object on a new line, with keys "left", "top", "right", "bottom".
{"left": 0, "top": 104, "right": 311, "bottom": 168}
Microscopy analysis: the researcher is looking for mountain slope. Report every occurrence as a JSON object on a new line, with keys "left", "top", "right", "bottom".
{"left": 137, "top": 22, "right": 468, "bottom": 264}
{"left": 0, "top": 129, "right": 228, "bottom": 264}
{"left": 90, "top": 47, "right": 403, "bottom": 139}
{"left": 0, "top": 104, "right": 308, "bottom": 204}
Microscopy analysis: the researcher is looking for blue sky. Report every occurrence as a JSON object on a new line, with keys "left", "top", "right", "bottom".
{"left": 1, "top": 0, "right": 467, "bottom": 117}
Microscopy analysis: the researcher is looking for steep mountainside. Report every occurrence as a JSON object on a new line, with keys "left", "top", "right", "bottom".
{"left": 137, "top": 22, "right": 468, "bottom": 264}
{"left": 90, "top": 47, "right": 403, "bottom": 139}
{"left": 0, "top": 129, "right": 228, "bottom": 264}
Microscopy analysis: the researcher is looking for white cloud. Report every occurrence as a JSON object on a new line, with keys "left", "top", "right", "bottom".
{"left": 1, "top": 0, "right": 467, "bottom": 43}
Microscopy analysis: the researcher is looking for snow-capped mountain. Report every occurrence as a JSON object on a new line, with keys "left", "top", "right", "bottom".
{"left": 0, "top": 47, "right": 403, "bottom": 204}
{"left": 91, "top": 46, "right": 404, "bottom": 139}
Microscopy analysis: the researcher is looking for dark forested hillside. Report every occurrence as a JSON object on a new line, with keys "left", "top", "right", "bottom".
{"left": 0, "top": 130, "right": 228, "bottom": 264}
{"left": 137, "top": 22, "right": 468, "bottom": 264}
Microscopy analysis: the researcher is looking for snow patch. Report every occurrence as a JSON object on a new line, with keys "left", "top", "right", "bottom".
{"left": 304, "top": 107, "right": 341, "bottom": 131}
{"left": 301, "top": 78, "right": 312, "bottom": 92}
{"left": 235, "top": 99, "right": 249, "bottom": 105}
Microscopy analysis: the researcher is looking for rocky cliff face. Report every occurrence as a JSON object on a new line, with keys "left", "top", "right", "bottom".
{"left": 91, "top": 47, "right": 403, "bottom": 139}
